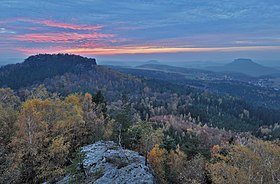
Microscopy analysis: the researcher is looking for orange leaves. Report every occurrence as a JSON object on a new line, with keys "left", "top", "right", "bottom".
{"left": 83, "top": 92, "right": 93, "bottom": 113}
{"left": 207, "top": 162, "right": 246, "bottom": 184}
{"left": 207, "top": 139, "right": 280, "bottom": 184}
{"left": 16, "top": 99, "right": 51, "bottom": 146}
{"left": 148, "top": 144, "right": 167, "bottom": 162}
{"left": 210, "top": 145, "right": 227, "bottom": 162}
{"left": 5, "top": 90, "right": 112, "bottom": 182}
{"left": 11, "top": 94, "right": 87, "bottom": 182}
{"left": 211, "top": 145, "right": 220, "bottom": 154}
{"left": 148, "top": 144, "right": 189, "bottom": 183}
{"left": 169, "top": 146, "right": 187, "bottom": 166}
{"left": 65, "top": 95, "right": 81, "bottom": 106}
{"left": 49, "top": 137, "right": 70, "bottom": 156}
{"left": 22, "top": 98, "right": 51, "bottom": 109}
{"left": 148, "top": 144, "right": 167, "bottom": 184}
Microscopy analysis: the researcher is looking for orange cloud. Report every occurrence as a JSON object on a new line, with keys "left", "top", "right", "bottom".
{"left": 14, "top": 32, "right": 115, "bottom": 43}
{"left": 16, "top": 45, "right": 280, "bottom": 56}
{"left": 62, "top": 46, "right": 280, "bottom": 55}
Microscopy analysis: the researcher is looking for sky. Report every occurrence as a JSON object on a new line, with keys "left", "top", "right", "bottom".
{"left": 0, "top": 0, "right": 280, "bottom": 65}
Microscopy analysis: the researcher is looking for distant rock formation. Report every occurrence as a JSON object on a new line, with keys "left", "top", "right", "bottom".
{"left": 0, "top": 53, "right": 97, "bottom": 89}
{"left": 145, "top": 60, "right": 161, "bottom": 65}
{"left": 206, "top": 58, "right": 280, "bottom": 77}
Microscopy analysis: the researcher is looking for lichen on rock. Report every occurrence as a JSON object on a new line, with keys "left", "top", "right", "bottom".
{"left": 60, "top": 141, "right": 155, "bottom": 184}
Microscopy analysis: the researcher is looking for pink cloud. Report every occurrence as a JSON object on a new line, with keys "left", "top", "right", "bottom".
{"left": 76, "top": 42, "right": 108, "bottom": 48}
{"left": 14, "top": 32, "right": 115, "bottom": 43}
{"left": 28, "top": 19, "right": 103, "bottom": 31}
{"left": 0, "top": 19, "right": 14, "bottom": 24}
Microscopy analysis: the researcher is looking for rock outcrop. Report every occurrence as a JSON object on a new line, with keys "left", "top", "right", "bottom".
{"left": 63, "top": 141, "right": 155, "bottom": 184}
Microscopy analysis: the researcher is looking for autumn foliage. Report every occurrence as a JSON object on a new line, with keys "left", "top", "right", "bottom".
{"left": 0, "top": 89, "right": 112, "bottom": 183}
{"left": 0, "top": 86, "right": 280, "bottom": 184}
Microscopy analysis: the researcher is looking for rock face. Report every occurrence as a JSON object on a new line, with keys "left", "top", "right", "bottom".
{"left": 81, "top": 141, "right": 155, "bottom": 184}
{"left": 0, "top": 53, "right": 97, "bottom": 90}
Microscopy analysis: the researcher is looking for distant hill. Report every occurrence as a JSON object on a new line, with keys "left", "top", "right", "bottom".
{"left": 136, "top": 63, "right": 200, "bottom": 73}
{"left": 0, "top": 54, "right": 141, "bottom": 97}
{"left": 182, "top": 61, "right": 225, "bottom": 68}
{"left": 135, "top": 63, "right": 253, "bottom": 80}
{"left": 0, "top": 54, "right": 97, "bottom": 89}
{"left": 136, "top": 63, "right": 186, "bottom": 72}
{"left": 98, "top": 61, "right": 129, "bottom": 66}
{"left": 206, "top": 58, "right": 280, "bottom": 77}
{"left": 99, "top": 60, "right": 161, "bottom": 67}
{"left": 144, "top": 60, "right": 161, "bottom": 65}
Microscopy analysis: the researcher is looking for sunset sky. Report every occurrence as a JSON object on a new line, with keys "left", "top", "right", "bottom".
{"left": 0, "top": 0, "right": 280, "bottom": 64}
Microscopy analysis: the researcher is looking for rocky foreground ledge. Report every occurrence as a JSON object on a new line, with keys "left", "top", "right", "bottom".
{"left": 59, "top": 141, "right": 155, "bottom": 184}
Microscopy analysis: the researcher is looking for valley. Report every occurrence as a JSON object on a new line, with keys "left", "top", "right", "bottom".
{"left": 0, "top": 54, "right": 280, "bottom": 183}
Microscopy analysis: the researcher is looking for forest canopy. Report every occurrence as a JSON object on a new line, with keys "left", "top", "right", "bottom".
{"left": 0, "top": 54, "right": 279, "bottom": 184}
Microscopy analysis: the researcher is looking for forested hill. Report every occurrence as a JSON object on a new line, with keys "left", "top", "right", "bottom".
{"left": 0, "top": 54, "right": 279, "bottom": 138}
{"left": 0, "top": 54, "right": 97, "bottom": 89}
{"left": 0, "top": 54, "right": 280, "bottom": 183}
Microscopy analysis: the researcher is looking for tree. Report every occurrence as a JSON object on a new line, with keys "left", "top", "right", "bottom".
{"left": 207, "top": 139, "right": 280, "bottom": 184}
{"left": 0, "top": 88, "right": 20, "bottom": 108}
{"left": 111, "top": 94, "right": 137, "bottom": 148}
{"left": 148, "top": 144, "right": 168, "bottom": 184}
{"left": 11, "top": 95, "right": 87, "bottom": 183}
{"left": 127, "top": 121, "right": 164, "bottom": 165}
{"left": 0, "top": 103, "right": 18, "bottom": 183}
{"left": 93, "top": 91, "right": 107, "bottom": 118}
{"left": 12, "top": 99, "right": 51, "bottom": 183}
{"left": 0, "top": 88, "right": 21, "bottom": 182}
{"left": 148, "top": 143, "right": 205, "bottom": 184}
{"left": 166, "top": 147, "right": 187, "bottom": 183}
{"left": 82, "top": 92, "right": 112, "bottom": 143}
{"left": 161, "top": 135, "right": 176, "bottom": 152}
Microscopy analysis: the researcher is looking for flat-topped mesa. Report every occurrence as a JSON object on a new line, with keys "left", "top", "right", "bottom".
{"left": 24, "top": 53, "right": 97, "bottom": 66}
{"left": 0, "top": 53, "right": 97, "bottom": 89}
{"left": 232, "top": 58, "right": 254, "bottom": 64}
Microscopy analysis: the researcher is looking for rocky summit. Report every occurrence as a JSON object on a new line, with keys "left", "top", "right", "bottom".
{"left": 80, "top": 141, "right": 155, "bottom": 184}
